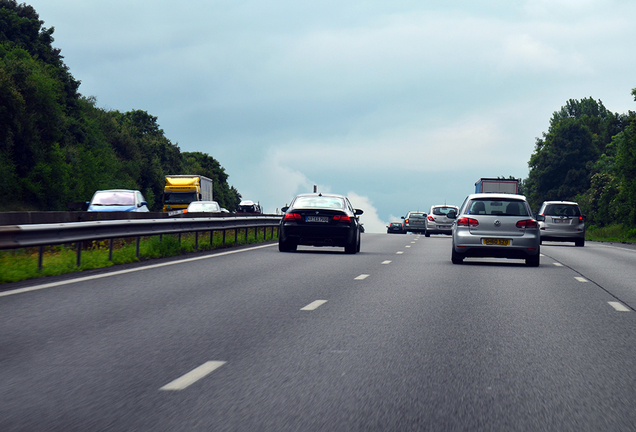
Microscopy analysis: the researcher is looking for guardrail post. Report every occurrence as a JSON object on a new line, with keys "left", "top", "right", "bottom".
{"left": 210, "top": 230, "right": 213, "bottom": 247}
{"left": 136, "top": 236, "right": 140, "bottom": 259}
{"left": 195, "top": 231, "right": 199, "bottom": 250}
{"left": 38, "top": 245, "right": 43, "bottom": 270}
{"left": 222, "top": 229, "right": 226, "bottom": 246}
{"left": 245, "top": 227, "right": 248, "bottom": 243}
{"left": 108, "top": 239, "right": 114, "bottom": 261}
{"left": 76, "top": 242, "right": 81, "bottom": 267}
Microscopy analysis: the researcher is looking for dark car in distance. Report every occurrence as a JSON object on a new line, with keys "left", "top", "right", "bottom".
{"left": 387, "top": 222, "right": 406, "bottom": 234}
{"left": 279, "top": 193, "right": 364, "bottom": 254}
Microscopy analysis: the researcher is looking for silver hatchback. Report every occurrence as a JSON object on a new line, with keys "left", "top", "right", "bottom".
{"left": 536, "top": 201, "right": 585, "bottom": 247}
{"left": 449, "top": 194, "right": 541, "bottom": 266}
{"left": 425, "top": 205, "right": 459, "bottom": 237}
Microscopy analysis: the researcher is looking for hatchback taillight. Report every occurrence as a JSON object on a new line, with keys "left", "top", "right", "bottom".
{"left": 457, "top": 217, "right": 479, "bottom": 227}
{"left": 333, "top": 215, "right": 351, "bottom": 222}
{"left": 284, "top": 213, "right": 302, "bottom": 221}
{"left": 577, "top": 216, "right": 584, "bottom": 224}
{"left": 516, "top": 219, "right": 538, "bottom": 228}
{"left": 428, "top": 215, "right": 434, "bottom": 221}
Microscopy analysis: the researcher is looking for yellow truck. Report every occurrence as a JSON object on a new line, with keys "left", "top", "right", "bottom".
{"left": 162, "top": 175, "right": 213, "bottom": 212}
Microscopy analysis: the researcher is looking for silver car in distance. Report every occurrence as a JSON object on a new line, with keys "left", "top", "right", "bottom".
{"left": 448, "top": 193, "right": 541, "bottom": 267}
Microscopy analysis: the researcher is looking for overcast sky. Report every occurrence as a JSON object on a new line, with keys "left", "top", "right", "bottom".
{"left": 28, "top": 0, "right": 636, "bottom": 232}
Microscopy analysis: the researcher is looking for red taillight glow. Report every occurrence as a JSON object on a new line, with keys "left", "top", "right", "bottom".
{"left": 405, "top": 218, "right": 409, "bottom": 223}
{"left": 284, "top": 213, "right": 302, "bottom": 220}
{"left": 457, "top": 217, "right": 479, "bottom": 227}
{"left": 333, "top": 214, "right": 351, "bottom": 222}
{"left": 577, "top": 216, "right": 584, "bottom": 224}
{"left": 428, "top": 215, "right": 434, "bottom": 221}
{"left": 516, "top": 219, "right": 538, "bottom": 228}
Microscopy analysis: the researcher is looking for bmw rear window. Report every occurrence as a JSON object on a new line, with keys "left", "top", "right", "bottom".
{"left": 293, "top": 197, "right": 345, "bottom": 209}
{"left": 408, "top": 213, "right": 426, "bottom": 219}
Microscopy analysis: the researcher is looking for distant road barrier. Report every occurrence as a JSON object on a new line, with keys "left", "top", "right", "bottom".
{"left": 0, "top": 214, "right": 281, "bottom": 269}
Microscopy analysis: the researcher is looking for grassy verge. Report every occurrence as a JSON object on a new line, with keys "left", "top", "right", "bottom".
{"left": 0, "top": 228, "right": 277, "bottom": 284}
{"left": 586, "top": 224, "right": 636, "bottom": 243}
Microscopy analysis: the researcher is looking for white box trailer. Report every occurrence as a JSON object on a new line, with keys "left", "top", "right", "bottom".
{"left": 475, "top": 178, "right": 519, "bottom": 194}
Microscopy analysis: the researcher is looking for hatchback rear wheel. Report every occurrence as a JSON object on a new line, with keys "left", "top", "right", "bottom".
{"left": 451, "top": 247, "right": 464, "bottom": 264}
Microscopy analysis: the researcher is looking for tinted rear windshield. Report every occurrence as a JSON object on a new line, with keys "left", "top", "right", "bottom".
{"left": 433, "top": 207, "right": 456, "bottom": 216}
{"left": 543, "top": 204, "right": 581, "bottom": 217}
{"left": 408, "top": 213, "right": 426, "bottom": 218}
{"left": 293, "top": 196, "right": 344, "bottom": 209}
{"left": 466, "top": 198, "right": 529, "bottom": 216}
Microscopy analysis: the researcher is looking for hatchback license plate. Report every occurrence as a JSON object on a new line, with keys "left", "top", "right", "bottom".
{"left": 306, "top": 216, "right": 329, "bottom": 223}
{"left": 553, "top": 218, "right": 567, "bottom": 223}
{"left": 482, "top": 238, "right": 510, "bottom": 245}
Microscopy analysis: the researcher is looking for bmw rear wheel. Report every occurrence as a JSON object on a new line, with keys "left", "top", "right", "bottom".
{"left": 278, "top": 240, "right": 297, "bottom": 252}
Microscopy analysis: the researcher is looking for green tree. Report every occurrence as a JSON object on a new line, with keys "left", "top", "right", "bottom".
{"left": 525, "top": 98, "right": 618, "bottom": 210}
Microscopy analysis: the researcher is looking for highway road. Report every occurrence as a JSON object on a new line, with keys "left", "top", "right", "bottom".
{"left": 2, "top": 234, "right": 636, "bottom": 431}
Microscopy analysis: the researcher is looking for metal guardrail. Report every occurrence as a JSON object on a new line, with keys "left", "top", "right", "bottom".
{"left": 0, "top": 215, "right": 281, "bottom": 269}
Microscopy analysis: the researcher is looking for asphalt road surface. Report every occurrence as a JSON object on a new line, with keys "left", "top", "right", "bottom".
{"left": 2, "top": 234, "right": 636, "bottom": 431}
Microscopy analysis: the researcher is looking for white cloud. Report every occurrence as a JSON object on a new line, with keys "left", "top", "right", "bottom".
{"left": 347, "top": 192, "right": 387, "bottom": 234}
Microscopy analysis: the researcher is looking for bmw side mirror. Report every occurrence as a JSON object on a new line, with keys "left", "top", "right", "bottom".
{"left": 535, "top": 214, "right": 545, "bottom": 221}
{"left": 140, "top": 201, "right": 147, "bottom": 207}
{"left": 355, "top": 209, "right": 364, "bottom": 215}
{"left": 281, "top": 206, "right": 289, "bottom": 213}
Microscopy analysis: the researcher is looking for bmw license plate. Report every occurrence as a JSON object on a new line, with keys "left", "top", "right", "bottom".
{"left": 482, "top": 238, "right": 510, "bottom": 245}
{"left": 306, "top": 216, "right": 329, "bottom": 223}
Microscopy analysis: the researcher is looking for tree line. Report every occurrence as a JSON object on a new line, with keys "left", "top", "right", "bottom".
{"left": 0, "top": 1, "right": 241, "bottom": 212}
{"left": 523, "top": 91, "right": 636, "bottom": 230}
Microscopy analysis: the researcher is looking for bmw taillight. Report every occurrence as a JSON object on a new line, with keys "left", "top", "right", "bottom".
{"left": 333, "top": 214, "right": 351, "bottom": 222}
{"left": 284, "top": 213, "right": 302, "bottom": 221}
{"left": 516, "top": 219, "right": 538, "bottom": 228}
{"left": 457, "top": 217, "right": 479, "bottom": 227}
{"left": 405, "top": 218, "right": 409, "bottom": 223}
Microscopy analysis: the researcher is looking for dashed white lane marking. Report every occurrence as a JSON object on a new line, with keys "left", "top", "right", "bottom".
{"left": 608, "top": 302, "right": 630, "bottom": 312}
{"left": 575, "top": 277, "right": 588, "bottom": 283}
{"left": 0, "top": 244, "right": 277, "bottom": 298}
{"left": 381, "top": 260, "right": 392, "bottom": 265}
{"left": 160, "top": 361, "right": 226, "bottom": 391}
{"left": 396, "top": 251, "right": 404, "bottom": 255}
{"left": 355, "top": 274, "right": 369, "bottom": 280}
{"left": 301, "top": 300, "right": 328, "bottom": 310}
{"left": 553, "top": 263, "right": 563, "bottom": 267}
{"left": 411, "top": 241, "right": 416, "bottom": 244}
{"left": 405, "top": 245, "right": 411, "bottom": 248}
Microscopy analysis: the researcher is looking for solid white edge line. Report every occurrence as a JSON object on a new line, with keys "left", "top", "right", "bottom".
{"left": 608, "top": 302, "right": 630, "bottom": 312}
{"left": 354, "top": 274, "right": 369, "bottom": 280}
{"left": 574, "top": 277, "right": 588, "bottom": 283}
{"left": 160, "top": 361, "right": 226, "bottom": 391}
{"left": 0, "top": 244, "right": 277, "bottom": 298}
{"left": 301, "top": 300, "right": 328, "bottom": 311}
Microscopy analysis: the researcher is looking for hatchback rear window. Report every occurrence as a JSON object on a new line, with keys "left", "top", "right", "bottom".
{"left": 433, "top": 207, "right": 455, "bottom": 216}
{"left": 543, "top": 204, "right": 580, "bottom": 217}
{"left": 466, "top": 199, "right": 529, "bottom": 216}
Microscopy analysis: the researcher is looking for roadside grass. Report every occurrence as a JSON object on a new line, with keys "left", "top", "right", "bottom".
{"left": 0, "top": 228, "right": 277, "bottom": 284}
{"left": 586, "top": 224, "right": 636, "bottom": 243}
